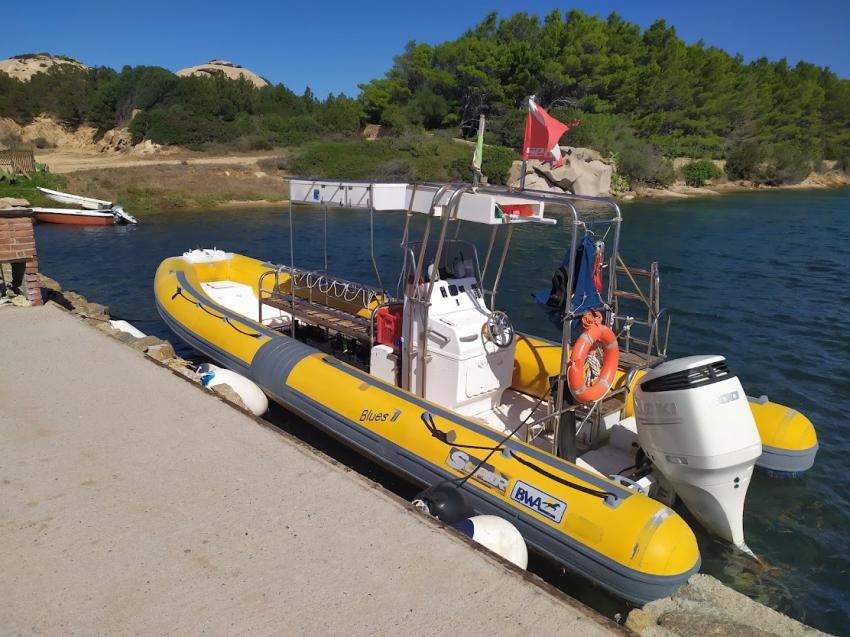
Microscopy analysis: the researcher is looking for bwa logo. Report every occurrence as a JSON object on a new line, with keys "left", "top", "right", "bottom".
{"left": 510, "top": 480, "right": 567, "bottom": 523}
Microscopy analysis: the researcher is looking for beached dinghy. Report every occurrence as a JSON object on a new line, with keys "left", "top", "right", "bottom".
{"left": 36, "top": 187, "right": 138, "bottom": 225}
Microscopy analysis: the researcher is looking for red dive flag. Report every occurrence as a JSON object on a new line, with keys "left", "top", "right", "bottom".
{"left": 522, "top": 96, "right": 575, "bottom": 168}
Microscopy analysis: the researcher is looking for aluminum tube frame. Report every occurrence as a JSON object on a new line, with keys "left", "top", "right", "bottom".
{"left": 288, "top": 198, "right": 296, "bottom": 338}
{"left": 417, "top": 187, "right": 468, "bottom": 398}
{"left": 425, "top": 187, "right": 468, "bottom": 302}
{"left": 480, "top": 225, "right": 499, "bottom": 282}
{"left": 488, "top": 223, "right": 514, "bottom": 311}
{"left": 411, "top": 184, "right": 452, "bottom": 300}
{"left": 323, "top": 204, "right": 328, "bottom": 273}
{"left": 368, "top": 184, "right": 385, "bottom": 300}
{"left": 554, "top": 201, "right": 581, "bottom": 462}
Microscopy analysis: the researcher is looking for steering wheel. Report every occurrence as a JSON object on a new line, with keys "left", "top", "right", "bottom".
{"left": 484, "top": 310, "right": 515, "bottom": 348}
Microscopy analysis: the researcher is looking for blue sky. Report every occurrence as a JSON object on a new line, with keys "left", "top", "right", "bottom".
{"left": 3, "top": 1, "right": 848, "bottom": 97}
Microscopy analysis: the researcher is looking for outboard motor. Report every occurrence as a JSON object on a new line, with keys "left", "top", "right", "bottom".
{"left": 633, "top": 355, "right": 761, "bottom": 550}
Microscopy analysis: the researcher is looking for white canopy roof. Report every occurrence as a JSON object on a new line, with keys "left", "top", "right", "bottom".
{"left": 288, "top": 179, "right": 557, "bottom": 226}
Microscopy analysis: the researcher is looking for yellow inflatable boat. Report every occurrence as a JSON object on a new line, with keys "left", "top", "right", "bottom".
{"left": 155, "top": 179, "right": 817, "bottom": 602}
{"left": 155, "top": 249, "right": 700, "bottom": 603}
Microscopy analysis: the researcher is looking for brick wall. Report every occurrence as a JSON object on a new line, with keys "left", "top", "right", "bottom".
{"left": 0, "top": 212, "right": 42, "bottom": 306}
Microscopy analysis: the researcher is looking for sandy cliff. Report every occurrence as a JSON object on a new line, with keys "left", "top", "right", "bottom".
{"left": 0, "top": 54, "right": 88, "bottom": 81}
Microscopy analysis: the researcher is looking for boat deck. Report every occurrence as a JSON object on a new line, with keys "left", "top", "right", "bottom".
{"left": 619, "top": 348, "right": 664, "bottom": 370}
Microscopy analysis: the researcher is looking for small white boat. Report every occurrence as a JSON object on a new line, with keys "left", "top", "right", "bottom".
{"left": 37, "top": 187, "right": 112, "bottom": 210}
{"left": 31, "top": 207, "right": 118, "bottom": 226}
{"left": 36, "top": 187, "right": 138, "bottom": 224}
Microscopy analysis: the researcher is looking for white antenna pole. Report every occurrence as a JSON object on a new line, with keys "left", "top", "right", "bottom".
{"left": 472, "top": 114, "right": 485, "bottom": 189}
{"left": 519, "top": 96, "right": 532, "bottom": 191}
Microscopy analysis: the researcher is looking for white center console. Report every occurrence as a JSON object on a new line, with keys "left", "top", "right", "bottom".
{"left": 404, "top": 272, "right": 516, "bottom": 416}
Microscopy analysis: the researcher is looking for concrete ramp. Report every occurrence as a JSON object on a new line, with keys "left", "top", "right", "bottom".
{"left": 0, "top": 304, "right": 623, "bottom": 636}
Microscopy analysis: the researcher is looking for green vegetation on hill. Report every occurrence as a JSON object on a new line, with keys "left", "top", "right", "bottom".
{"left": 359, "top": 10, "right": 850, "bottom": 184}
{"left": 0, "top": 65, "right": 360, "bottom": 150}
{"left": 1, "top": 10, "right": 848, "bottom": 187}
{"left": 0, "top": 171, "right": 68, "bottom": 205}
{"left": 290, "top": 134, "right": 517, "bottom": 183}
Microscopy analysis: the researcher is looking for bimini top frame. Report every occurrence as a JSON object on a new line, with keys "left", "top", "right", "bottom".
{"left": 285, "top": 177, "right": 623, "bottom": 459}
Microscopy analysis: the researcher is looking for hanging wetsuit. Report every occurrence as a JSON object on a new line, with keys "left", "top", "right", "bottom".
{"left": 533, "top": 235, "right": 604, "bottom": 332}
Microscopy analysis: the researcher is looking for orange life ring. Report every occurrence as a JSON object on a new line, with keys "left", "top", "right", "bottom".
{"left": 568, "top": 315, "right": 619, "bottom": 403}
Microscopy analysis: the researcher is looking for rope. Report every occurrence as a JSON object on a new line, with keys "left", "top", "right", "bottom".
{"left": 420, "top": 413, "right": 505, "bottom": 451}
{"left": 616, "top": 254, "right": 651, "bottom": 309}
{"left": 172, "top": 287, "right": 262, "bottom": 339}
{"left": 585, "top": 347, "right": 602, "bottom": 386}
{"left": 420, "top": 393, "right": 617, "bottom": 501}
{"left": 509, "top": 452, "right": 616, "bottom": 500}
{"left": 290, "top": 270, "right": 381, "bottom": 309}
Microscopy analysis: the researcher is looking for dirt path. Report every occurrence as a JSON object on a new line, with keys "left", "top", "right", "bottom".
{"left": 38, "top": 149, "right": 280, "bottom": 174}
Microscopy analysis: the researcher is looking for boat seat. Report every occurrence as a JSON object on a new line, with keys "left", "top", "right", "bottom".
{"left": 264, "top": 294, "right": 373, "bottom": 344}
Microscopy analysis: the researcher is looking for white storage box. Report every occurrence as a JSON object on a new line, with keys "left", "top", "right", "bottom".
{"left": 289, "top": 179, "right": 409, "bottom": 210}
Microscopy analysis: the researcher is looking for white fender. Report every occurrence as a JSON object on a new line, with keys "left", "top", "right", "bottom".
{"left": 454, "top": 515, "right": 528, "bottom": 569}
{"left": 109, "top": 320, "right": 146, "bottom": 339}
{"left": 198, "top": 363, "right": 269, "bottom": 416}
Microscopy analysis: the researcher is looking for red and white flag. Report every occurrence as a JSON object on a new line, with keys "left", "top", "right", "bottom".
{"left": 522, "top": 96, "right": 576, "bottom": 168}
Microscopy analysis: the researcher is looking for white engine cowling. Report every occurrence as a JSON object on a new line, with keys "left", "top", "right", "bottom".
{"left": 633, "top": 355, "right": 761, "bottom": 548}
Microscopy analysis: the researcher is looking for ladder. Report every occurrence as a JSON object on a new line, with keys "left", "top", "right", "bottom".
{"left": 613, "top": 258, "right": 670, "bottom": 369}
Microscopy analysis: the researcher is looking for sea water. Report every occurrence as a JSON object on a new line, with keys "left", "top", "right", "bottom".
{"left": 33, "top": 188, "right": 850, "bottom": 634}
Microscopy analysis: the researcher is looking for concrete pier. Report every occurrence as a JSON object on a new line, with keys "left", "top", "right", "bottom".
{"left": 0, "top": 304, "right": 625, "bottom": 636}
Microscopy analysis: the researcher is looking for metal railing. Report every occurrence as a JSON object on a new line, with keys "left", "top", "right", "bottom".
{"left": 258, "top": 264, "right": 390, "bottom": 331}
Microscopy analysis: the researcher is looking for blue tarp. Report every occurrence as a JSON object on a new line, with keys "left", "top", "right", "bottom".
{"left": 533, "top": 235, "right": 604, "bottom": 332}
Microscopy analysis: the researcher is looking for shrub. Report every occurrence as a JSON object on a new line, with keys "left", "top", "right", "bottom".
{"left": 129, "top": 106, "right": 238, "bottom": 148}
{"left": 257, "top": 156, "right": 291, "bottom": 172}
{"left": 291, "top": 135, "right": 474, "bottom": 182}
{"left": 264, "top": 113, "right": 324, "bottom": 146}
{"left": 481, "top": 145, "right": 517, "bottom": 185}
{"left": 768, "top": 142, "right": 816, "bottom": 184}
{"left": 554, "top": 110, "right": 673, "bottom": 186}
{"left": 449, "top": 157, "right": 474, "bottom": 182}
{"left": 375, "top": 158, "right": 417, "bottom": 181}
{"left": 611, "top": 172, "right": 629, "bottom": 195}
{"left": 233, "top": 134, "right": 274, "bottom": 151}
{"left": 617, "top": 145, "right": 673, "bottom": 186}
{"left": 681, "top": 159, "right": 722, "bottom": 186}
{"left": 446, "top": 144, "right": 515, "bottom": 184}
{"left": 725, "top": 143, "right": 763, "bottom": 180}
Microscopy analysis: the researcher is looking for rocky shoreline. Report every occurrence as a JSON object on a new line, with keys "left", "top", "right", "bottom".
{"left": 504, "top": 147, "right": 850, "bottom": 202}
{"left": 627, "top": 170, "right": 850, "bottom": 201}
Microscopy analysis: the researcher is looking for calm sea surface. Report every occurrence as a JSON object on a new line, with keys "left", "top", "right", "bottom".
{"left": 34, "top": 188, "right": 850, "bottom": 634}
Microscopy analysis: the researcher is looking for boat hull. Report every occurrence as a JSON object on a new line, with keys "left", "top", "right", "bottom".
{"left": 33, "top": 210, "right": 115, "bottom": 226}
{"left": 155, "top": 252, "right": 701, "bottom": 604}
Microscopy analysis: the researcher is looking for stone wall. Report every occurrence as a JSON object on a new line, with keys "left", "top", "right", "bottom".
{"left": 0, "top": 210, "right": 42, "bottom": 305}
